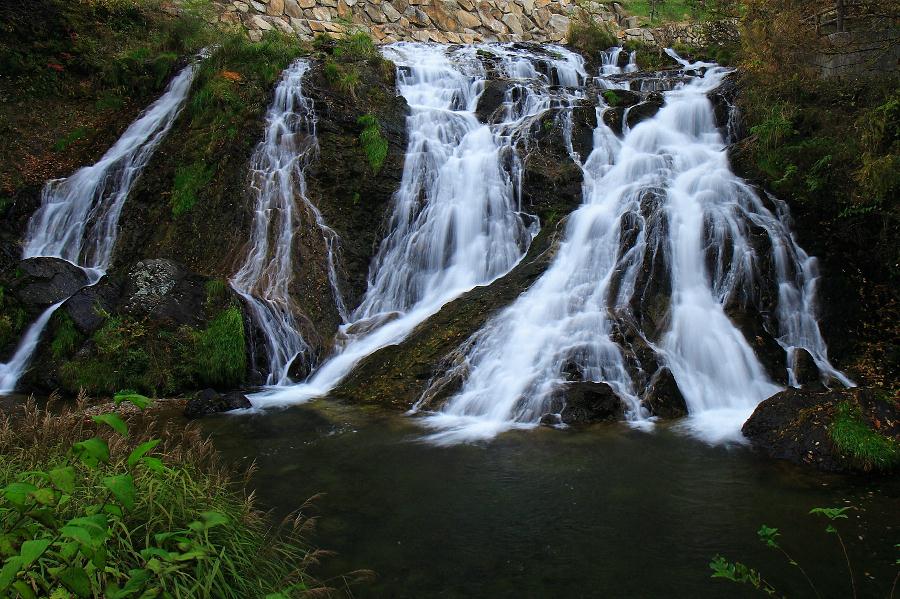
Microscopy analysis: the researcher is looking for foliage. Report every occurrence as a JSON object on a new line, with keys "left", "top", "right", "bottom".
{"left": 357, "top": 114, "right": 388, "bottom": 174}
{"left": 567, "top": 15, "right": 617, "bottom": 58}
{"left": 0, "top": 289, "right": 27, "bottom": 351}
{"left": 50, "top": 313, "right": 81, "bottom": 360}
{"left": 171, "top": 162, "right": 214, "bottom": 217}
{"left": 332, "top": 32, "right": 379, "bottom": 62}
{"left": 196, "top": 307, "right": 247, "bottom": 389}
{"left": 0, "top": 395, "right": 333, "bottom": 598}
{"left": 617, "top": 0, "right": 739, "bottom": 23}
{"left": 709, "top": 506, "right": 883, "bottom": 598}
{"left": 829, "top": 400, "right": 899, "bottom": 472}
{"left": 319, "top": 32, "right": 389, "bottom": 100}
{"left": 59, "top": 303, "right": 248, "bottom": 396}
{"left": 54, "top": 127, "right": 90, "bottom": 152}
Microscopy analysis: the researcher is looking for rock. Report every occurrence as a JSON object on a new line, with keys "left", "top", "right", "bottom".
{"left": 559, "top": 381, "right": 625, "bottom": 424}
{"left": 284, "top": 0, "right": 303, "bottom": 17}
{"left": 742, "top": 387, "right": 899, "bottom": 473}
{"left": 383, "top": 2, "right": 402, "bottom": 21}
{"left": 641, "top": 366, "right": 687, "bottom": 418}
{"left": 791, "top": 348, "right": 822, "bottom": 387}
{"left": 184, "top": 389, "right": 253, "bottom": 418}
{"left": 61, "top": 276, "right": 121, "bottom": 335}
{"left": 250, "top": 14, "right": 273, "bottom": 29}
{"left": 547, "top": 13, "right": 569, "bottom": 32}
{"left": 457, "top": 9, "right": 481, "bottom": 29}
{"left": 601, "top": 88, "right": 641, "bottom": 108}
{"left": 502, "top": 13, "right": 523, "bottom": 34}
{"left": 266, "top": 0, "right": 285, "bottom": 15}
{"left": 602, "top": 106, "right": 625, "bottom": 136}
{"left": 475, "top": 79, "right": 512, "bottom": 123}
{"left": 120, "top": 259, "right": 209, "bottom": 327}
{"left": 11, "top": 257, "right": 90, "bottom": 314}
{"left": 625, "top": 92, "right": 664, "bottom": 129}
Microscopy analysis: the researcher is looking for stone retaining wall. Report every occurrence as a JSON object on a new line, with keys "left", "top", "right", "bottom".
{"left": 213, "top": 0, "right": 706, "bottom": 46}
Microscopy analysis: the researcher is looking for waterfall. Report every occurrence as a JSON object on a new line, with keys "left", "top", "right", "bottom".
{"left": 250, "top": 42, "right": 587, "bottom": 406}
{"left": 0, "top": 62, "right": 198, "bottom": 394}
{"left": 230, "top": 59, "right": 346, "bottom": 385}
{"left": 420, "top": 52, "right": 848, "bottom": 445}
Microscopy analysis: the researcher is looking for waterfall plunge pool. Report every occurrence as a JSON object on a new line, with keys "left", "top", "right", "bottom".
{"left": 202, "top": 400, "right": 899, "bottom": 597}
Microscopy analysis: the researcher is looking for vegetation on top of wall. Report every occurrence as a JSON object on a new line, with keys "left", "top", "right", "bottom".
{"left": 567, "top": 15, "right": 618, "bottom": 59}
{"left": 0, "top": 395, "right": 339, "bottom": 597}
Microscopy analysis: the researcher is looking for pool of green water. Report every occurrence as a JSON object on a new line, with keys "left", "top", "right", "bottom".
{"left": 202, "top": 401, "right": 899, "bottom": 598}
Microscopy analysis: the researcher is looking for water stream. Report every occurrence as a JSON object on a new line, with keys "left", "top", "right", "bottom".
{"left": 250, "top": 42, "right": 589, "bottom": 406}
{"left": 0, "top": 62, "right": 199, "bottom": 393}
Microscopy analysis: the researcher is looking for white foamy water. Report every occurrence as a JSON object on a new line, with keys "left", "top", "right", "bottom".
{"left": 0, "top": 63, "right": 198, "bottom": 394}
{"left": 249, "top": 42, "right": 588, "bottom": 407}
{"left": 230, "top": 59, "right": 349, "bottom": 385}
{"left": 420, "top": 50, "right": 848, "bottom": 445}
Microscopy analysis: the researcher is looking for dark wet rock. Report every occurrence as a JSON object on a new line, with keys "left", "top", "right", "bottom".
{"left": 476, "top": 79, "right": 513, "bottom": 123}
{"left": 184, "top": 388, "right": 252, "bottom": 419}
{"left": 791, "top": 348, "right": 822, "bottom": 387}
{"left": 601, "top": 88, "right": 641, "bottom": 108}
{"left": 625, "top": 93, "right": 665, "bottom": 129}
{"left": 602, "top": 106, "right": 625, "bottom": 136}
{"left": 540, "top": 412, "right": 563, "bottom": 426}
{"left": 121, "top": 259, "right": 208, "bottom": 327}
{"left": 569, "top": 102, "right": 599, "bottom": 161}
{"left": 626, "top": 189, "right": 672, "bottom": 341}
{"left": 742, "top": 387, "right": 899, "bottom": 473}
{"left": 11, "top": 257, "right": 90, "bottom": 314}
{"left": 61, "top": 275, "right": 122, "bottom": 335}
{"left": 641, "top": 367, "right": 687, "bottom": 418}
{"left": 708, "top": 72, "right": 740, "bottom": 138}
{"left": 558, "top": 381, "right": 625, "bottom": 424}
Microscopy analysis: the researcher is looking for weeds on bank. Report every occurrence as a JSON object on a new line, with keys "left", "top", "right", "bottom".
{"left": 0, "top": 393, "right": 343, "bottom": 598}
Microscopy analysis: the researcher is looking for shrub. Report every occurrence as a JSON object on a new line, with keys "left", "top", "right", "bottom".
{"left": 0, "top": 394, "right": 338, "bottom": 598}
{"left": 357, "top": 114, "right": 388, "bottom": 174}
{"left": 567, "top": 16, "right": 618, "bottom": 59}
{"left": 50, "top": 313, "right": 80, "bottom": 360}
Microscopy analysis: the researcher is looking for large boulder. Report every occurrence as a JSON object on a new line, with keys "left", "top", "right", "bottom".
{"left": 11, "top": 257, "right": 90, "bottom": 314}
{"left": 121, "top": 259, "right": 209, "bottom": 327}
{"left": 625, "top": 92, "right": 665, "bottom": 129}
{"left": 559, "top": 381, "right": 625, "bottom": 424}
{"left": 475, "top": 79, "right": 513, "bottom": 124}
{"left": 61, "top": 275, "right": 122, "bottom": 335}
{"left": 641, "top": 367, "right": 688, "bottom": 418}
{"left": 742, "top": 387, "right": 899, "bottom": 473}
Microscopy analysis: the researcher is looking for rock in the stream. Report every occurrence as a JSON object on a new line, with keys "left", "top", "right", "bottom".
{"left": 641, "top": 367, "right": 687, "bottom": 418}
{"left": 121, "top": 259, "right": 209, "bottom": 326}
{"left": 184, "top": 389, "right": 252, "bottom": 418}
{"left": 559, "top": 381, "right": 625, "bottom": 424}
{"left": 476, "top": 79, "right": 513, "bottom": 123}
{"left": 625, "top": 92, "right": 665, "bottom": 130}
{"left": 742, "top": 387, "right": 899, "bottom": 473}
{"left": 11, "top": 257, "right": 90, "bottom": 313}
{"left": 61, "top": 275, "right": 122, "bottom": 335}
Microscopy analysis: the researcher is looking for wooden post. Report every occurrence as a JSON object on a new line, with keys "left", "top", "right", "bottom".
{"left": 836, "top": 0, "right": 845, "bottom": 32}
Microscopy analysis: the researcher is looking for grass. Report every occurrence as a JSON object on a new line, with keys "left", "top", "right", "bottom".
{"left": 50, "top": 312, "right": 80, "bottom": 360}
{"left": 357, "top": 114, "right": 388, "bottom": 174}
{"left": 617, "top": 0, "right": 704, "bottom": 23}
{"left": 0, "top": 396, "right": 346, "bottom": 598}
{"left": 53, "top": 126, "right": 90, "bottom": 152}
{"left": 196, "top": 307, "right": 247, "bottom": 389}
{"left": 171, "top": 161, "right": 214, "bottom": 217}
{"left": 829, "top": 401, "right": 899, "bottom": 472}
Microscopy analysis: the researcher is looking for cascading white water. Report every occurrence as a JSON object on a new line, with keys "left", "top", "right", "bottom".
{"left": 230, "top": 59, "right": 348, "bottom": 385}
{"left": 421, "top": 51, "right": 848, "bottom": 445}
{"left": 250, "top": 42, "right": 587, "bottom": 406}
{"left": 0, "top": 63, "right": 198, "bottom": 394}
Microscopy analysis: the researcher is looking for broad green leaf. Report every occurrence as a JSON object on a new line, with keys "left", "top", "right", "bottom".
{"left": 19, "top": 539, "right": 50, "bottom": 566}
{"left": 59, "top": 566, "right": 92, "bottom": 598}
{"left": 92, "top": 413, "right": 129, "bottom": 437}
{"left": 3, "top": 482, "right": 38, "bottom": 509}
{"left": 141, "top": 457, "right": 166, "bottom": 473}
{"left": 113, "top": 392, "right": 152, "bottom": 410}
{"left": 30, "top": 487, "right": 57, "bottom": 506}
{"left": 28, "top": 507, "right": 59, "bottom": 528}
{"left": 0, "top": 555, "right": 24, "bottom": 590}
{"left": 103, "top": 504, "right": 124, "bottom": 518}
{"left": 60, "top": 526, "right": 92, "bottom": 547}
{"left": 72, "top": 438, "right": 110, "bottom": 466}
{"left": 102, "top": 474, "right": 136, "bottom": 510}
{"left": 265, "top": 594, "right": 289, "bottom": 599}
{"left": 139, "top": 547, "right": 173, "bottom": 561}
{"left": 65, "top": 515, "right": 109, "bottom": 541}
{"left": 809, "top": 506, "right": 850, "bottom": 520}
{"left": 12, "top": 580, "right": 37, "bottom": 599}
{"left": 199, "top": 511, "right": 229, "bottom": 529}
{"left": 49, "top": 466, "right": 76, "bottom": 493}
{"left": 127, "top": 440, "right": 160, "bottom": 468}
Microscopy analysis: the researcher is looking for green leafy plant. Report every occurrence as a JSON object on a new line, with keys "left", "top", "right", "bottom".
{"left": 709, "top": 506, "right": 882, "bottom": 598}
{"left": 0, "top": 393, "right": 339, "bottom": 598}
{"left": 196, "top": 307, "right": 247, "bottom": 388}
{"left": 357, "top": 114, "right": 388, "bottom": 174}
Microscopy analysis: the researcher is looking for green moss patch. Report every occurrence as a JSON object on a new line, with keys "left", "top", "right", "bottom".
{"left": 829, "top": 400, "right": 899, "bottom": 472}
{"left": 357, "top": 114, "right": 388, "bottom": 174}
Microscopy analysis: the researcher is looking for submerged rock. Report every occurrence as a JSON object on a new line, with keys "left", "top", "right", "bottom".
{"left": 625, "top": 93, "right": 664, "bottom": 129}
{"left": 11, "top": 257, "right": 90, "bottom": 313}
{"left": 742, "top": 387, "right": 899, "bottom": 473}
{"left": 641, "top": 367, "right": 687, "bottom": 419}
{"left": 184, "top": 388, "right": 252, "bottom": 419}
